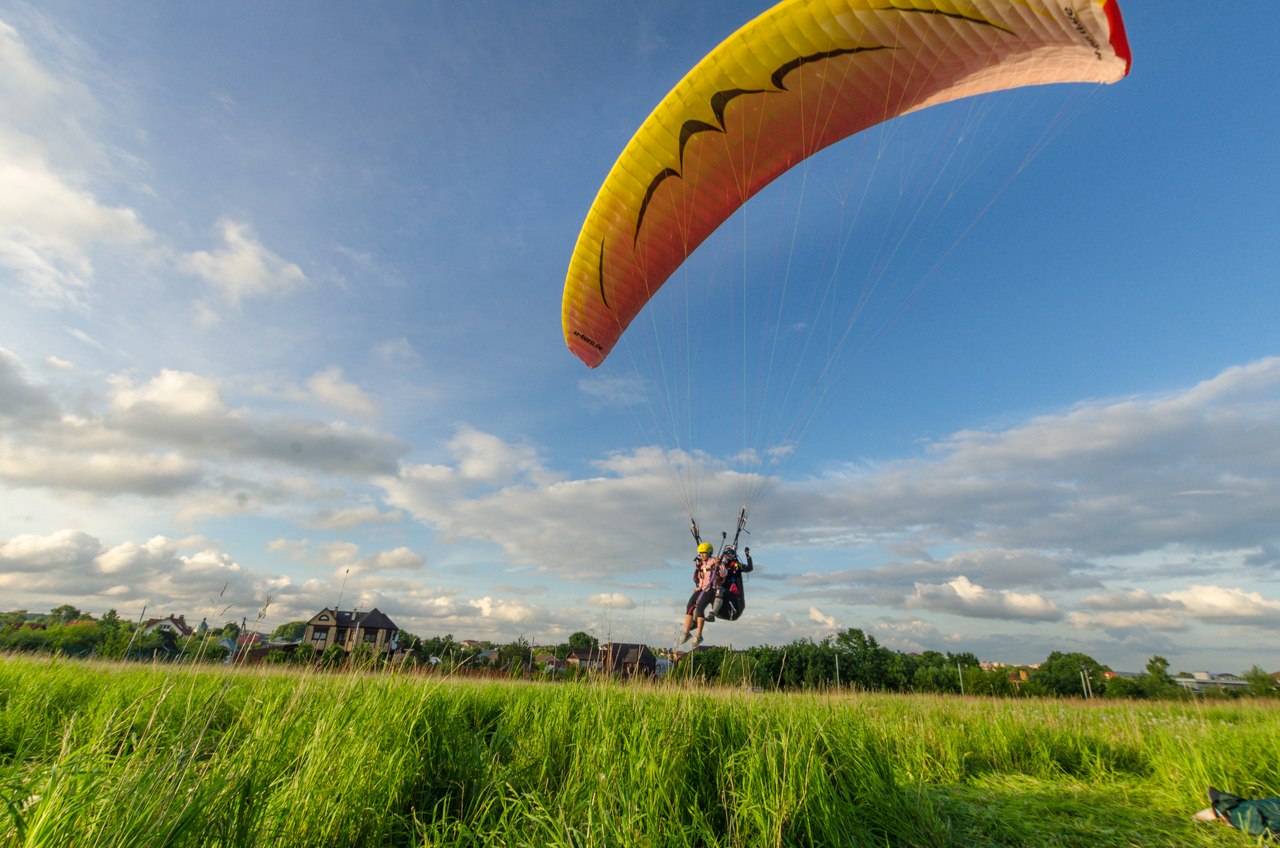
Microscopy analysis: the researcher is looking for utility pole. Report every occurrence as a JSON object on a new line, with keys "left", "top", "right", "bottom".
{"left": 122, "top": 604, "right": 147, "bottom": 659}
{"left": 336, "top": 568, "right": 350, "bottom": 610}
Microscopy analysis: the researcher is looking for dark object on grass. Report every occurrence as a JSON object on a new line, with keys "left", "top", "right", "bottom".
{"left": 1195, "top": 787, "right": 1280, "bottom": 837}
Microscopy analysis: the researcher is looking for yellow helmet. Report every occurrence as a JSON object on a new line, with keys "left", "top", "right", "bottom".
{"left": 697, "top": 542, "right": 714, "bottom": 555}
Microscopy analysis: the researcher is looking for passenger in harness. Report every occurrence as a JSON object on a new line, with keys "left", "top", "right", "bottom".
{"left": 679, "top": 541, "right": 724, "bottom": 648}
{"left": 708, "top": 544, "right": 753, "bottom": 621}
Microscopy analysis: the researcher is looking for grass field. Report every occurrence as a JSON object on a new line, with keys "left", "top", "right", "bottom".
{"left": 0, "top": 655, "right": 1276, "bottom": 847}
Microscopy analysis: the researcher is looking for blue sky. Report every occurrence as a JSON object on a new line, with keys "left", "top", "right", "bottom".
{"left": 1, "top": 1, "right": 1278, "bottom": 673}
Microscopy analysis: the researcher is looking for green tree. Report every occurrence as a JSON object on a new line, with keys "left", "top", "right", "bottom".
{"left": 270, "top": 621, "right": 307, "bottom": 642}
{"left": 834, "top": 628, "right": 893, "bottom": 690}
{"left": 93, "top": 610, "right": 132, "bottom": 659}
{"left": 415, "top": 634, "right": 457, "bottom": 663}
{"left": 49, "top": 604, "right": 84, "bottom": 625}
{"left": 567, "top": 631, "right": 597, "bottom": 651}
{"left": 1142, "top": 655, "right": 1184, "bottom": 698}
{"left": 498, "top": 637, "right": 533, "bottom": 675}
{"left": 6, "top": 626, "right": 51, "bottom": 652}
{"left": 909, "top": 651, "right": 961, "bottom": 694}
{"left": 1102, "top": 656, "right": 1185, "bottom": 700}
{"left": 128, "top": 629, "right": 167, "bottom": 659}
{"left": 1026, "top": 652, "right": 1108, "bottom": 698}
{"left": 972, "top": 666, "right": 1018, "bottom": 697}
{"left": 52, "top": 621, "right": 100, "bottom": 655}
{"left": 1243, "top": 665, "right": 1276, "bottom": 697}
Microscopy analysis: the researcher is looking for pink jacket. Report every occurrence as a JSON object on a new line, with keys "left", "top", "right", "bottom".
{"left": 693, "top": 556, "right": 726, "bottom": 592}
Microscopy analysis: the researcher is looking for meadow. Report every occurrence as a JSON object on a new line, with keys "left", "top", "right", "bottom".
{"left": 0, "top": 655, "right": 1276, "bottom": 847}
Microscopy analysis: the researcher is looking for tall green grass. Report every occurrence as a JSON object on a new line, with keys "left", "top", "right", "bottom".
{"left": 0, "top": 655, "right": 1273, "bottom": 847}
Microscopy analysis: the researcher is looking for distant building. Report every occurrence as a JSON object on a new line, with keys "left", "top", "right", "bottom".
{"left": 535, "top": 653, "right": 568, "bottom": 673}
{"left": 563, "top": 643, "right": 656, "bottom": 677}
{"left": 565, "top": 646, "right": 604, "bottom": 671}
{"left": 1174, "top": 671, "right": 1250, "bottom": 694}
{"left": 303, "top": 608, "right": 399, "bottom": 654}
{"left": 601, "top": 642, "right": 657, "bottom": 678}
{"left": 236, "top": 632, "right": 265, "bottom": 649}
{"left": 142, "top": 615, "right": 193, "bottom": 638}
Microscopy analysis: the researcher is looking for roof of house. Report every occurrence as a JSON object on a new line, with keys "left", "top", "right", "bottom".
{"left": 142, "top": 615, "right": 193, "bottom": 637}
{"left": 307, "top": 607, "right": 399, "bottom": 631}
{"left": 605, "top": 642, "right": 656, "bottom": 666}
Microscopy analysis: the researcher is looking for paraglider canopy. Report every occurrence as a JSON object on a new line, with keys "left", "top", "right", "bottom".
{"left": 562, "top": 0, "right": 1131, "bottom": 367}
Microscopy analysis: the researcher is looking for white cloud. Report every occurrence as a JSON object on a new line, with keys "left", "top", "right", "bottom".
{"left": 0, "top": 443, "right": 200, "bottom": 495}
{"left": 1067, "top": 609, "right": 1187, "bottom": 633}
{"left": 0, "top": 528, "right": 270, "bottom": 618}
{"left": 306, "top": 504, "right": 403, "bottom": 530}
{"left": 106, "top": 369, "right": 407, "bottom": 476}
{"left": 808, "top": 606, "right": 837, "bottom": 629}
{"left": 0, "top": 528, "right": 101, "bottom": 570}
{"left": 110, "top": 369, "right": 226, "bottom": 417}
{"left": 182, "top": 219, "right": 306, "bottom": 309}
{"left": 585, "top": 593, "right": 635, "bottom": 610}
{"left": 470, "top": 596, "right": 539, "bottom": 624}
{"left": 0, "top": 352, "right": 408, "bottom": 512}
{"left": 96, "top": 535, "right": 185, "bottom": 574}
{"left": 318, "top": 541, "right": 360, "bottom": 568}
{"left": 908, "top": 575, "right": 1061, "bottom": 622}
{"left": 266, "top": 538, "right": 311, "bottom": 562}
{"left": 0, "top": 348, "right": 59, "bottom": 424}
{"left": 449, "top": 426, "right": 544, "bottom": 484}
{"left": 804, "top": 358, "right": 1280, "bottom": 560}
{"left": 0, "top": 155, "right": 153, "bottom": 308}
{"left": 0, "top": 18, "right": 154, "bottom": 308}
{"left": 357, "top": 546, "right": 425, "bottom": 574}
{"left": 305, "top": 367, "right": 377, "bottom": 418}
{"left": 1163, "top": 585, "right": 1280, "bottom": 627}
{"left": 382, "top": 437, "right": 747, "bottom": 580}
{"left": 1079, "top": 588, "right": 1165, "bottom": 612}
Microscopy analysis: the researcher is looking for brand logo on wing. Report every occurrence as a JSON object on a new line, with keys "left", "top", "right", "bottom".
{"left": 572, "top": 330, "right": 603, "bottom": 352}
{"left": 1063, "top": 6, "right": 1104, "bottom": 61}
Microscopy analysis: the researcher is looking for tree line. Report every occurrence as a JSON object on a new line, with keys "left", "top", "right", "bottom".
{"left": 2, "top": 607, "right": 1275, "bottom": 699}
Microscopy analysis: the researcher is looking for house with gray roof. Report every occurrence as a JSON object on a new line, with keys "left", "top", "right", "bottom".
{"left": 303, "top": 608, "right": 399, "bottom": 655}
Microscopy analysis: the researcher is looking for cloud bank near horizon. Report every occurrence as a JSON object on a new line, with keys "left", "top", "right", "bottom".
{"left": 3, "top": 351, "right": 1279, "bottom": 664}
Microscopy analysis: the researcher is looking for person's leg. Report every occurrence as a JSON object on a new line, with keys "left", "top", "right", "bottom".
{"left": 680, "top": 594, "right": 699, "bottom": 642}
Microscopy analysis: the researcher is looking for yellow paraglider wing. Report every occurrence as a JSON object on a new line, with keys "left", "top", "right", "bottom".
{"left": 562, "top": 0, "right": 1131, "bottom": 367}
